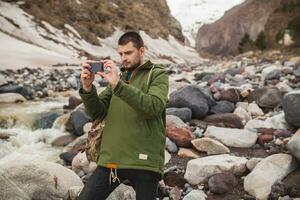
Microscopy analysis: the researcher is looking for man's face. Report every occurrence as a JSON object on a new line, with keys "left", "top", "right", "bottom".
{"left": 117, "top": 41, "right": 144, "bottom": 70}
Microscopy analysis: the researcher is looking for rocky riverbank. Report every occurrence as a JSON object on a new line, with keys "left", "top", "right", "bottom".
{"left": 0, "top": 51, "right": 300, "bottom": 200}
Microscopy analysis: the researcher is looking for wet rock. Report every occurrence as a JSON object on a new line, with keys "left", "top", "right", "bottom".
{"left": 208, "top": 172, "right": 238, "bottom": 194}
{"left": 244, "top": 154, "right": 298, "bottom": 200}
{"left": 203, "top": 113, "right": 244, "bottom": 129}
{"left": 247, "top": 87, "right": 283, "bottom": 109}
{"left": 191, "top": 138, "right": 230, "bottom": 155}
{"left": 0, "top": 93, "right": 26, "bottom": 103}
{"left": 0, "top": 83, "right": 32, "bottom": 99}
{"left": 204, "top": 126, "right": 258, "bottom": 148}
{"left": 66, "top": 106, "right": 92, "bottom": 136}
{"left": 168, "top": 85, "right": 215, "bottom": 119}
{"left": 177, "top": 148, "right": 200, "bottom": 158}
{"left": 166, "top": 107, "right": 192, "bottom": 122}
{"left": 210, "top": 100, "right": 235, "bottom": 114}
{"left": 166, "top": 115, "right": 195, "bottom": 147}
{"left": 0, "top": 160, "right": 83, "bottom": 200}
{"left": 182, "top": 189, "right": 207, "bottom": 200}
{"left": 283, "top": 90, "right": 300, "bottom": 128}
{"left": 63, "top": 133, "right": 87, "bottom": 154}
{"left": 184, "top": 154, "right": 247, "bottom": 185}
{"left": 59, "top": 152, "right": 77, "bottom": 165}
{"left": 63, "top": 96, "right": 82, "bottom": 110}
{"left": 287, "top": 129, "right": 300, "bottom": 161}
{"left": 164, "top": 171, "right": 186, "bottom": 188}
{"left": 219, "top": 88, "right": 241, "bottom": 103}
{"left": 52, "top": 135, "right": 76, "bottom": 147}
{"left": 34, "top": 112, "right": 60, "bottom": 129}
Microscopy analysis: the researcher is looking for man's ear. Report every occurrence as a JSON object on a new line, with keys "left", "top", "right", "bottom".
{"left": 139, "top": 47, "right": 145, "bottom": 57}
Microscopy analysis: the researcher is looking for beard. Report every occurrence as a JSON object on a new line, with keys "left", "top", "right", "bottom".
{"left": 126, "top": 58, "right": 141, "bottom": 71}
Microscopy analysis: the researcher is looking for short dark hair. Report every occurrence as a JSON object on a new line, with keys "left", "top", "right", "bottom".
{"left": 118, "top": 31, "right": 144, "bottom": 49}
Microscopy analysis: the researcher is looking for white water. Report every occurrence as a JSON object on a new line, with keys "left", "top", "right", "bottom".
{"left": 0, "top": 97, "right": 71, "bottom": 165}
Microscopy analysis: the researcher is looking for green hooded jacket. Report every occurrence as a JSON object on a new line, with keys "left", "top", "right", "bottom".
{"left": 79, "top": 60, "right": 169, "bottom": 175}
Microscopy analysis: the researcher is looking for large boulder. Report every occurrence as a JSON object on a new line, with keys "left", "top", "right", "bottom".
{"left": 244, "top": 154, "right": 298, "bottom": 200}
{"left": 184, "top": 154, "right": 248, "bottom": 185}
{"left": 283, "top": 90, "right": 300, "bottom": 128}
{"left": 168, "top": 85, "right": 215, "bottom": 119}
{"left": 204, "top": 126, "right": 258, "bottom": 148}
{"left": 0, "top": 83, "right": 32, "bottom": 99}
{"left": 0, "top": 161, "right": 83, "bottom": 200}
{"left": 166, "top": 115, "right": 195, "bottom": 147}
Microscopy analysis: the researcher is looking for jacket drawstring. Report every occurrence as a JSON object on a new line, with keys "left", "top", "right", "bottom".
{"left": 109, "top": 168, "right": 120, "bottom": 185}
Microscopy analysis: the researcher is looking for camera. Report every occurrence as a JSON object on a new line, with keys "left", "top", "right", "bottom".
{"left": 88, "top": 62, "right": 104, "bottom": 73}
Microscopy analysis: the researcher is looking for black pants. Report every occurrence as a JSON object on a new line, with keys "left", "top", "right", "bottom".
{"left": 77, "top": 166, "right": 161, "bottom": 200}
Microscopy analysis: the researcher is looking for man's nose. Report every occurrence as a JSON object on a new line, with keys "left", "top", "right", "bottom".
{"left": 121, "top": 54, "right": 127, "bottom": 62}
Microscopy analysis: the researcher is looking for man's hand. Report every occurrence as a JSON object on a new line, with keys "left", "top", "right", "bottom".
{"left": 98, "top": 59, "right": 120, "bottom": 89}
{"left": 81, "top": 61, "right": 95, "bottom": 92}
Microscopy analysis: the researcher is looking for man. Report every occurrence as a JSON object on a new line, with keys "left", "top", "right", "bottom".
{"left": 78, "top": 31, "right": 168, "bottom": 200}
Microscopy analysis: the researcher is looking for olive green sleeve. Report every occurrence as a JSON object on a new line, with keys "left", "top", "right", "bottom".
{"left": 79, "top": 84, "right": 112, "bottom": 120}
{"left": 113, "top": 68, "right": 168, "bottom": 119}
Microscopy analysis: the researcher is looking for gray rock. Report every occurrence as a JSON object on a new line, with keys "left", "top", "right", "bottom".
{"left": 283, "top": 90, "right": 300, "bottom": 127}
{"left": 0, "top": 161, "right": 83, "bottom": 200}
{"left": 287, "top": 129, "right": 300, "bottom": 162}
{"left": 166, "top": 137, "right": 178, "bottom": 153}
{"left": 107, "top": 184, "right": 135, "bottom": 200}
{"left": 166, "top": 107, "right": 192, "bottom": 122}
{"left": 247, "top": 87, "right": 283, "bottom": 109}
{"left": 168, "top": 85, "right": 215, "bottom": 119}
{"left": 0, "top": 84, "right": 32, "bottom": 99}
{"left": 66, "top": 107, "right": 92, "bottom": 136}
{"left": 210, "top": 100, "right": 235, "bottom": 114}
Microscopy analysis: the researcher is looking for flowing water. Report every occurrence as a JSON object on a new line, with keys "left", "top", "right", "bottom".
{"left": 0, "top": 96, "right": 71, "bottom": 165}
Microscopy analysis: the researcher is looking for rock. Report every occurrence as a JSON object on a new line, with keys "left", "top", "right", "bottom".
{"left": 52, "top": 135, "right": 76, "bottom": 147}
{"left": 63, "top": 96, "right": 82, "bottom": 110}
{"left": 264, "top": 112, "right": 290, "bottom": 130}
{"left": 166, "top": 115, "right": 195, "bottom": 147}
{"left": 184, "top": 154, "right": 248, "bottom": 185}
{"left": 66, "top": 106, "right": 92, "bottom": 136}
{"left": 166, "top": 107, "right": 192, "bottom": 122}
{"left": 233, "top": 107, "right": 251, "bottom": 124}
{"left": 34, "top": 112, "right": 60, "bottom": 129}
{"left": 219, "top": 88, "right": 241, "bottom": 103}
{"left": 107, "top": 184, "right": 135, "bottom": 200}
{"left": 244, "top": 154, "right": 298, "bottom": 200}
{"left": 169, "top": 186, "right": 182, "bottom": 200}
{"left": 276, "top": 82, "right": 293, "bottom": 93}
{"left": 164, "top": 171, "right": 186, "bottom": 188}
{"left": 0, "top": 160, "right": 83, "bottom": 200}
{"left": 191, "top": 138, "right": 230, "bottom": 155}
{"left": 210, "top": 100, "right": 235, "bottom": 114}
{"left": 247, "top": 87, "right": 283, "bottom": 109}
{"left": 59, "top": 152, "right": 77, "bottom": 165}
{"left": 52, "top": 113, "right": 70, "bottom": 129}
{"left": 258, "top": 134, "right": 273, "bottom": 145}
{"left": 247, "top": 102, "right": 264, "bottom": 116}
{"left": 262, "top": 66, "right": 281, "bottom": 80}
{"left": 282, "top": 168, "right": 300, "bottom": 198}
{"left": 194, "top": 72, "right": 214, "bottom": 82}
{"left": 166, "top": 137, "right": 178, "bottom": 153}
{"left": 0, "top": 83, "right": 32, "bottom": 99}
{"left": 273, "top": 129, "right": 292, "bottom": 138}
{"left": 246, "top": 158, "right": 263, "bottom": 171}
{"left": 69, "top": 186, "right": 83, "bottom": 200}
{"left": 182, "top": 189, "right": 207, "bottom": 200}
{"left": 204, "top": 126, "right": 258, "bottom": 148}
{"left": 0, "top": 93, "right": 26, "bottom": 103}
{"left": 287, "top": 129, "right": 300, "bottom": 161}
{"left": 283, "top": 90, "right": 300, "bottom": 128}
{"left": 236, "top": 102, "right": 249, "bottom": 110}
{"left": 0, "top": 74, "right": 7, "bottom": 86}
{"left": 165, "top": 150, "right": 171, "bottom": 165}
{"left": 203, "top": 113, "right": 244, "bottom": 129}
{"left": 208, "top": 172, "right": 238, "bottom": 194}
{"left": 72, "top": 151, "right": 97, "bottom": 174}
{"left": 168, "top": 85, "right": 215, "bottom": 119}
{"left": 63, "top": 133, "right": 87, "bottom": 154}
{"left": 178, "top": 148, "right": 200, "bottom": 158}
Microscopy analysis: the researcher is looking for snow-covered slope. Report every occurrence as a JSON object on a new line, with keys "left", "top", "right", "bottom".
{"left": 0, "top": 1, "right": 201, "bottom": 69}
{"left": 166, "top": 0, "right": 245, "bottom": 47}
